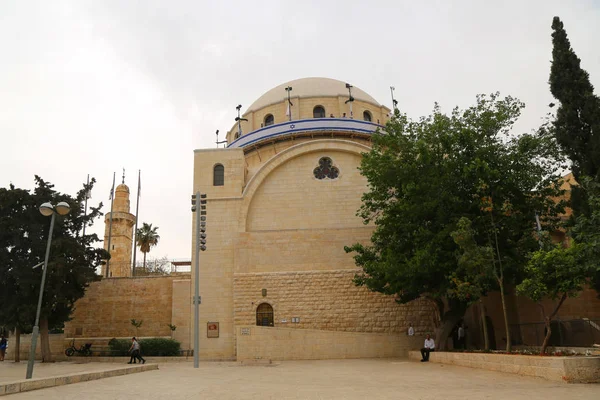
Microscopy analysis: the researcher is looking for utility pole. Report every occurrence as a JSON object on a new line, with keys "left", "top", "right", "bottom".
{"left": 191, "top": 192, "right": 207, "bottom": 368}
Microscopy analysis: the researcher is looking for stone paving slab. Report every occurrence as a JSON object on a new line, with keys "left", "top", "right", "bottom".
{"left": 0, "top": 361, "right": 157, "bottom": 396}
{"left": 4, "top": 358, "right": 600, "bottom": 400}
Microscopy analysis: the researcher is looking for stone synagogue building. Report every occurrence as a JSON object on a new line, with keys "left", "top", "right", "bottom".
{"left": 57, "top": 77, "right": 599, "bottom": 361}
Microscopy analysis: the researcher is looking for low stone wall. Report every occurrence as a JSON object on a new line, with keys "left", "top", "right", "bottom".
{"left": 0, "top": 364, "right": 157, "bottom": 397}
{"left": 237, "top": 325, "right": 423, "bottom": 361}
{"left": 408, "top": 351, "right": 600, "bottom": 383}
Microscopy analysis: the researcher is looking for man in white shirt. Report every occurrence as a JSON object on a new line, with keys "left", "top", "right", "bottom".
{"left": 407, "top": 323, "right": 414, "bottom": 336}
{"left": 420, "top": 334, "right": 435, "bottom": 362}
{"left": 457, "top": 323, "right": 465, "bottom": 349}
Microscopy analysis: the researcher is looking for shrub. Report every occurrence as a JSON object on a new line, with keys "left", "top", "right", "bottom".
{"left": 107, "top": 337, "right": 181, "bottom": 357}
{"left": 139, "top": 338, "right": 181, "bottom": 356}
{"left": 108, "top": 338, "right": 131, "bottom": 356}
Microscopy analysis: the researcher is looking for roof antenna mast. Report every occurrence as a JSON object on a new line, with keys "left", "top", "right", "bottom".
{"left": 345, "top": 83, "right": 354, "bottom": 119}
{"left": 234, "top": 105, "right": 248, "bottom": 139}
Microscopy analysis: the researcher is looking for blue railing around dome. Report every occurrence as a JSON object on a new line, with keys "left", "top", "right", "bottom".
{"left": 227, "top": 118, "right": 384, "bottom": 149}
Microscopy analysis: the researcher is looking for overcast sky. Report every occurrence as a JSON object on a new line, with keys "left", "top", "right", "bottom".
{"left": 1, "top": 0, "right": 599, "bottom": 261}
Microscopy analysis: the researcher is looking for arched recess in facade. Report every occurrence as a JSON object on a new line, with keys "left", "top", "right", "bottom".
{"left": 237, "top": 139, "right": 371, "bottom": 232}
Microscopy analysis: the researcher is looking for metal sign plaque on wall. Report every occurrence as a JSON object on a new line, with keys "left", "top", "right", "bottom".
{"left": 207, "top": 322, "right": 219, "bottom": 338}
{"left": 240, "top": 327, "right": 251, "bottom": 336}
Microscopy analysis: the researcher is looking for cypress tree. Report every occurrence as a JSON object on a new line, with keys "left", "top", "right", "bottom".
{"left": 549, "top": 16, "right": 600, "bottom": 184}
{"left": 549, "top": 16, "right": 600, "bottom": 295}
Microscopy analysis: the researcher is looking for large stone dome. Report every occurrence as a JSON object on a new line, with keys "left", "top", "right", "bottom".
{"left": 245, "top": 77, "right": 381, "bottom": 113}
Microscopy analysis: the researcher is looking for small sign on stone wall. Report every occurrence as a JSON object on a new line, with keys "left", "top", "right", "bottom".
{"left": 240, "top": 327, "right": 251, "bottom": 336}
{"left": 207, "top": 322, "right": 219, "bottom": 338}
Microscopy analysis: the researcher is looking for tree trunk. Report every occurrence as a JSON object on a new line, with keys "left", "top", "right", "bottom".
{"left": 14, "top": 326, "right": 21, "bottom": 362}
{"left": 39, "top": 318, "right": 53, "bottom": 363}
{"left": 541, "top": 316, "right": 552, "bottom": 355}
{"left": 143, "top": 252, "right": 147, "bottom": 270}
{"left": 480, "top": 300, "right": 489, "bottom": 351}
{"left": 498, "top": 280, "right": 511, "bottom": 352}
{"left": 490, "top": 212, "right": 511, "bottom": 352}
{"left": 435, "top": 314, "right": 463, "bottom": 351}
{"left": 540, "top": 293, "right": 567, "bottom": 355}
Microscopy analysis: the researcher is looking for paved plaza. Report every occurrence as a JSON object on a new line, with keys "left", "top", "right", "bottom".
{"left": 3, "top": 358, "right": 600, "bottom": 399}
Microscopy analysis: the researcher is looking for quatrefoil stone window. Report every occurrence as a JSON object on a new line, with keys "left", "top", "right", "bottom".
{"left": 313, "top": 157, "right": 339, "bottom": 180}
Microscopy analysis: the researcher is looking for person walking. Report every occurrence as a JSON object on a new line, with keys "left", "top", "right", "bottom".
{"left": 0, "top": 334, "right": 7, "bottom": 361}
{"left": 128, "top": 337, "right": 145, "bottom": 364}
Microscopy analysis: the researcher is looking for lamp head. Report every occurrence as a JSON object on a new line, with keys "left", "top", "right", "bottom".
{"left": 345, "top": 83, "right": 353, "bottom": 89}
{"left": 55, "top": 201, "right": 71, "bottom": 216}
{"left": 39, "top": 202, "right": 54, "bottom": 216}
{"left": 236, "top": 104, "right": 242, "bottom": 111}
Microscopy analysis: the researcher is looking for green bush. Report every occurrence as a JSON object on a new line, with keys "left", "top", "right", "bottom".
{"left": 107, "top": 338, "right": 181, "bottom": 357}
{"left": 108, "top": 338, "right": 131, "bottom": 356}
{"left": 139, "top": 338, "right": 181, "bottom": 356}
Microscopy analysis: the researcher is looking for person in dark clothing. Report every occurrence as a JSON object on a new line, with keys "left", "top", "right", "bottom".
{"left": 0, "top": 334, "right": 7, "bottom": 361}
{"left": 128, "top": 337, "right": 145, "bottom": 364}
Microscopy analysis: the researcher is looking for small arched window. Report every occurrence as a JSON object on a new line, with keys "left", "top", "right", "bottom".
{"left": 363, "top": 111, "right": 372, "bottom": 122}
{"left": 313, "top": 106, "right": 326, "bottom": 118}
{"left": 264, "top": 114, "right": 274, "bottom": 127}
{"left": 213, "top": 164, "right": 224, "bottom": 186}
{"left": 256, "top": 303, "right": 274, "bottom": 326}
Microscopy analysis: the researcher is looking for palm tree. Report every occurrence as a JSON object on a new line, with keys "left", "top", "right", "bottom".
{"left": 136, "top": 223, "right": 160, "bottom": 271}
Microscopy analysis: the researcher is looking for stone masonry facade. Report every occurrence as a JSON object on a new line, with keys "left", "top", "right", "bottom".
{"left": 64, "top": 275, "right": 189, "bottom": 339}
{"left": 234, "top": 269, "right": 436, "bottom": 335}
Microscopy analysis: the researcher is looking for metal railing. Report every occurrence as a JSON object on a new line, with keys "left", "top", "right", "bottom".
{"left": 228, "top": 118, "right": 383, "bottom": 149}
{"left": 510, "top": 318, "right": 600, "bottom": 347}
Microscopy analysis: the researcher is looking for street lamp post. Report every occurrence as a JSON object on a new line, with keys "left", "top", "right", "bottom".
{"left": 25, "top": 201, "right": 71, "bottom": 380}
{"left": 191, "top": 193, "right": 207, "bottom": 368}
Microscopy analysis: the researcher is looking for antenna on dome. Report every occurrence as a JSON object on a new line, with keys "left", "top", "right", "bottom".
{"left": 390, "top": 86, "right": 398, "bottom": 114}
{"left": 122, "top": 168, "right": 125, "bottom": 184}
{"left": 234, "top": 105, "right": 248, "bottom": 139}
{"left": 345, "top": 83, "right": 354, "bottom": 119}
{"left": 285, "top": 86, "right": 293, "bottom": 121}
{"left": 216, "top": 129, "right": 227, "bottom": 148}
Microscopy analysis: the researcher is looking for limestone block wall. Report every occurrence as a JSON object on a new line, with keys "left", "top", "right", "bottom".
{"left": 233, "top": 269, "right": 436, "bottom": 335}
{"left": 237, "top": 326, "right": 424, "bottom": 361}
{"left": 246, "top": 150, "right": 367, "bottom": 231}
{"left": 4, "top": 333, "right": 66, "bottom": 361}
{"left": 64, "top": 275, "right": 190, "bottom": 339}
{"left": 171, "top": 279, "right": 191, "bottom": 349}
{"left": 235, "top": 228, "right": 373, "bottom": 274}
{"left": 243, "top": 137, "right": 373, "bottom": 184}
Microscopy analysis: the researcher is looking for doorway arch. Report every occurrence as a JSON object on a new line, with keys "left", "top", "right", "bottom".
{"left": 256, "top": 303, "right": 274, "bottom": 327}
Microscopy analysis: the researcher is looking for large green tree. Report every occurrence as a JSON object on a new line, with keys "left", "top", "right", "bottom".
{"left": 0, "top": 176, "right": 107, "bottom": 361}
{"left": 346, "top": 94, "right": 565, "bottom": 350}
{"left": 549, "top": 16, "right": 600, "bottom": 293}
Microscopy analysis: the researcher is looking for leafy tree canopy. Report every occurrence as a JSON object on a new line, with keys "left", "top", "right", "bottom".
{"left": 346, "top": 94, "right": 566, "bottom": 346}
{"left": 0, "top": 176, "right": 108, "bottom": 333}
